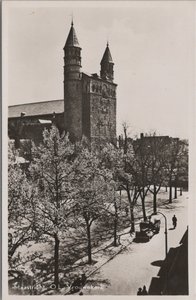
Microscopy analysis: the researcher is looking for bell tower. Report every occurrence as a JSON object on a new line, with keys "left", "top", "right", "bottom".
{"left": 63, "top": 21, "right": 82, "bottom": 140}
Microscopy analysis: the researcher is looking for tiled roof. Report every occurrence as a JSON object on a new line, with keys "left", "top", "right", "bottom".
{"left": 8, "top": 99, "right": 64, "bottom": 118}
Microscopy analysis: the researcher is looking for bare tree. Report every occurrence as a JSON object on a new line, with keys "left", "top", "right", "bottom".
{"left": 119, "top": 124, "right": 141, "bottom": 230}
{"left": 130, "top": 136, "right": 152, "bottom": 221}
{"left": 145, "top": 135, "right": 170, "bottom": 213}
{"left": 165, "top": 138, "right": 188, "bottom": 203}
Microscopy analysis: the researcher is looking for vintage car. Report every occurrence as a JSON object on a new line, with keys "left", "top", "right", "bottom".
{"left": 134, "top": 219, "right": 161, "bottom": 243}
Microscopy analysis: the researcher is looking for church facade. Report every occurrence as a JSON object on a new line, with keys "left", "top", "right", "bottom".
{"left": 8, "top": 22, "right": 117, "bottom": 145}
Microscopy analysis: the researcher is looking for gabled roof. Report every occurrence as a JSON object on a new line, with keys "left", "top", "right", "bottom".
{"left": 64, "top": 22, "right": 80, "bottom": 48}
{"left": 8, "top": 99, "right": 64, "bottom": 118}
{"left": 101, "top": 43, "right": 113, "bottom": 64}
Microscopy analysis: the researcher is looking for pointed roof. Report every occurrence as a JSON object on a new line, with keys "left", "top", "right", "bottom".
{"left": 101, "top": 42, "right": 113, "bottom": 64}
{"left": 64, "top": 21, "right": 80, "bottom": 48}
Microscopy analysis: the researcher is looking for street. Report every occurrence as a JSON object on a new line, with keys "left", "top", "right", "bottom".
{"left": 83, "top": 192, "right": 188, "bottom": 295}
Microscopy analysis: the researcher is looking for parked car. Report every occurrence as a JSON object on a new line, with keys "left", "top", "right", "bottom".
{"left": 134, "top": 219, "right": 161, "bottom": 243}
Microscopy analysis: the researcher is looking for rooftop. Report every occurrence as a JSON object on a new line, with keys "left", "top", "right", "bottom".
{"left": 8, "top": 99, "right": 64, "bottom": 118}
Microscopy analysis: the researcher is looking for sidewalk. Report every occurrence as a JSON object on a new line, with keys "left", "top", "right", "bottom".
{"left": 59, "top": 227, "right": 135, "bottom": 295}
{"left": 83, "top": 192, "right": 188, "bottom": 295}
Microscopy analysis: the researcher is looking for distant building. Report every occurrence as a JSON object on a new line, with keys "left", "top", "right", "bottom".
{"left": 8, "top": 21, "right": 117, "bottom": 146}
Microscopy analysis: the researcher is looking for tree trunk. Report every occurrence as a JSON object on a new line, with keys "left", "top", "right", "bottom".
{"left": 165, "top": 186, "right": 168, "bottom": 192}
{"left": 9, "top": 243, "right": 20, "bottom": 259}
{"left": 113, "top": 199, "right": 118, "bottom": 246}
{"left": 86, "top": 222, "right": 92, "bottom": 264}
{"left": 169, "top": 178, "right": 172, "bottom": 203}
{"left": 130, "top": 207, "right": 135, "bottom": 232}
{"left": 153, "top": 185, "right": 157, "bottom": 214}
{"left": 15, "top": 136, "right": 20, "bottom": 149}
{"left": 141, "top": 191, "right": 147, "bottom": 221}
{"left": 174, "top": 175, "right": 178, "bottom": 199}
{"left": 180, "top": 187, "right": 182, "bottom": 196}
{"left": 126, "top": 184, "right": 135, "bottom": 232}
{"left": 54, "top": 235, "right": 60, "bottom": 290}
{"left": 174, "top": 186, "right": 177, "bottom": 199}
{"left": 113, "top": 217, "right": 118, "bottom": 246}
{"left": 169, "top": 185, "right": 172, "bottom": 203}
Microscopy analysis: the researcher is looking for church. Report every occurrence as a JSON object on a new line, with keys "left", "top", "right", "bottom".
{"left": 8, "top": 21, "right": 117, "bottom": 146}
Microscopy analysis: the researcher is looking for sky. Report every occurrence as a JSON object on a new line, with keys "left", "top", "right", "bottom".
{"left": 3, "top": 1, "right": 195, "bottom": 139}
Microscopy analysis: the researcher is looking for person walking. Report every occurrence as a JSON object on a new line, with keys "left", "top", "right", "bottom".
{"left": 142, "top": 285, "right": 148, "bottom": 295}
{"left": 172, "top": 215, "right": 177, "bottom": 229}
{"left": 137, "top": 287, "right": 142, "bottom": 295}
{"left": 70, "top": 276, "right": 82, "bottom": 294}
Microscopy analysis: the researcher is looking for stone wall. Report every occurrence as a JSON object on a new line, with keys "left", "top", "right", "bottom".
{"left": 88, "top": 78, "right": 117, "bottom": 143}
{"left": 64, "top": 79, "right": 83, "bottom": 141}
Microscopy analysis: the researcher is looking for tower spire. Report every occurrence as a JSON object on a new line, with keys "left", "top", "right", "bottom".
{"left": 101, "top": 42, "right": 113, "bottom": 64}
{"left": 64, "top": 20, "right": 80, "bottom": 48}
{"left": 100, "top": 42, "right": 114, "bottom": 82}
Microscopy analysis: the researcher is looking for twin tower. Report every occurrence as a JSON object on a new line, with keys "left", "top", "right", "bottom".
{"left": 63, "top": 21, "right": 117, "bottom": 144}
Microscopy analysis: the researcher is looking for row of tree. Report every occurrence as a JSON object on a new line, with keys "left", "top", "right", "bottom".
{"left": 8, "top": 126, "right": 188, "bottom": 291}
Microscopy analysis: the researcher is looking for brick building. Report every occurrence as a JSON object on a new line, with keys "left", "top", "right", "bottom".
{"left": 8, "top": 21, "right": 117, "bottom": 145}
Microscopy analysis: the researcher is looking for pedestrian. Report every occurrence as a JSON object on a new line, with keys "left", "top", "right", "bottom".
{"left": 70, "top": 276, "right": 82, "bottom": 294}
{"left": 137, "top": 287, "right": 142, "bottom": 295}
{"left": 172, "top": 215, "right": 177, "bottom": 229}
{"left": 142, "top": 285, "right": 148, "bottom": 295}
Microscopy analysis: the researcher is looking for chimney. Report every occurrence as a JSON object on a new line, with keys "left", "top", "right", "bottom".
{"left": 21, "top": 112, "right": 26, "bottom": 117}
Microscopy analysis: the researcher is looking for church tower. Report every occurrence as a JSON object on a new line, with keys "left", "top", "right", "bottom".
{"left": 63, "top": 21, "right": 82, "bottom": 140}
{"left": 8, "top": 23, "right": 117, "bottom": 147}
{"left": 82, "top": 42, "right": 117, "bottom": 144}
{"left": 100, "top": 42, "right": 114, "bottom": 82}
{"left": 63, "top": 23, "right": 117, "bottom": 144}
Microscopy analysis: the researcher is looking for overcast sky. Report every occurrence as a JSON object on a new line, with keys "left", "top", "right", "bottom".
{"left": 3, "top": 1, "right": 195, "bottom": 139}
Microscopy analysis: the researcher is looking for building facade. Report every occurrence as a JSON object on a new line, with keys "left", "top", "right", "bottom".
{"left": 8, "top": 22, "right": 117, "bottom": 145}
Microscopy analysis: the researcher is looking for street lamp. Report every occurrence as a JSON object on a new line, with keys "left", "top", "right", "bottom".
{"left": 150, "top": 211, "right": 169, "bottom": 294}
{"left": 151, "top": 211, "right": 168, "bottom": 258}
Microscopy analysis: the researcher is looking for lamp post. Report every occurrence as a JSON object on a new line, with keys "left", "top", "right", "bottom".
{"left": 151, "top": 211, "right": 168, "bottom": 258}
{"left": 150, "top": 211, "right": 168, "bottom": 294}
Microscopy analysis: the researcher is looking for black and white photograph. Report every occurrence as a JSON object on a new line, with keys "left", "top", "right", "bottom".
{"left": 2, "top": 1, "right": 195, "bottom": 298}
